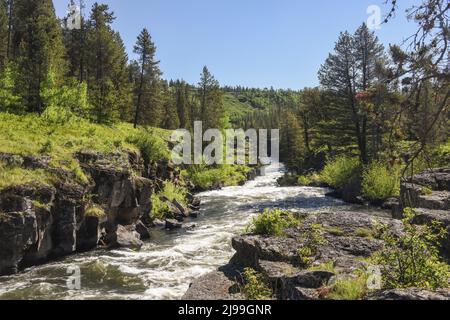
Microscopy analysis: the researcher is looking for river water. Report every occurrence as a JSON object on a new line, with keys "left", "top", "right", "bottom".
{"left": 0, "top": 163, "right": 387, "bottom": 300}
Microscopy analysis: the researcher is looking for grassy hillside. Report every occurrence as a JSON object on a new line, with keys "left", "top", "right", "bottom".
{"left": 0, "top": 112, "right": 172, "bottom": 190}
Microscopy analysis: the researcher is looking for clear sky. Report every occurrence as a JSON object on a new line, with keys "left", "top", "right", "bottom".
{"left": 54, "top": 0, "right": 419, "bottom": 89}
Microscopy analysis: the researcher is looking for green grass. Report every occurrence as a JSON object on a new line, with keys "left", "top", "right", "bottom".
{"left": 85, "top": 205, "right": 106, "bottom": 218}
{"left": 354, "top": 228, "right": 374, "bottom": 239}
{"left": 325, "top": 226, "right": 346, "bottom": 236}
{"left": 328, "top": 275, "right": 368, "bottom": 300}
{"left": 0, "top": 112, "right": 171, "bottom": 190}
{"left": 308, "top": 261, "right": 336, "bottom": 273}
{"left": 0, "top": 161, "right": 56, "bottom": 191}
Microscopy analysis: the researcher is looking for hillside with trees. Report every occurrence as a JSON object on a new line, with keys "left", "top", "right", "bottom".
{"left": 0, "top": 0, "right": 448, "bottom": 302}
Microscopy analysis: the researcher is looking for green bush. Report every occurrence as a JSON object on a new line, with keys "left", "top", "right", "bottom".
{"left": 242, "top": 268, "right": 272, "bottom": 300}
{"left": 247, "top": 209, "right": 300, "bottom": 236}
{"left": 151, "top": 182, "right": 188, "bottom": 220}
{"left": 320, "top": 156, "right": 361, "bottom": 189}
{"left": 127, "top": 129, "right": 170, "bottom": 163}
{"left": 188, "top": 164, "right": 250, "bottom": 190}
{"left": 362, "top": 162, "right": 400, "bottom": 201}
{"left": 277, "top": 173, "right": 299, "bottom": 186}
{"left": 371, "top": 208, "right": 450, "bottom": 290}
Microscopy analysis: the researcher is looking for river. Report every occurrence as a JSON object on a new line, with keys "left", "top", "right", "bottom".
{"left": 0, "top": 163, "right": 387, "bottom": 300}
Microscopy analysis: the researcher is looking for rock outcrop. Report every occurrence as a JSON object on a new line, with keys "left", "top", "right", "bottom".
{"left": 185, "top": 211, "right": 407, "bottom": 300}
{"left": 0, "top": 151, "right": 201, "bottom": 276}
{"left": 398, "top": 167, "right": 450, "bottom": 258}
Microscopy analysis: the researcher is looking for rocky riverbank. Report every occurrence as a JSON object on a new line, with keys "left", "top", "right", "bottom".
{"left": 184, "top": 167, "right": 450, "bottom": 300}
{"left": 0, "top": 150, "right": 201, "bottom": 276}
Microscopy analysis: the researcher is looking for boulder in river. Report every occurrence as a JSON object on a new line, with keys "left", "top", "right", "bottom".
{"left": 107, "top": 225, "right": 143, "bottom": 250}
{"left": 165, "top": 219, "right": 182, "bottom": 230}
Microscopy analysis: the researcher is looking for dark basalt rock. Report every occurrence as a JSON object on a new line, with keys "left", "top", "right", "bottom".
{"left": 165, "top": 219, "right": 182, "bottom": 230}
{"left": 0, "top": 149, "right": 192, "bottom": 276}
{"left": 135, "top": 220, "right": 151, "bottom": 240}
{"left": 0, "top": 208, "right": 37, "bottom": 275}
{"left": 186, "top": 211, "right": 407, "bottom": 300}
{"left": 406, "top": 168, "right": 450, "bottom": 191}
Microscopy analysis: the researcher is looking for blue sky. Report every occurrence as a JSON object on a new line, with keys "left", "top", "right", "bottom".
{"left": 54, "top": 0, "right": 419, "bottom": 89}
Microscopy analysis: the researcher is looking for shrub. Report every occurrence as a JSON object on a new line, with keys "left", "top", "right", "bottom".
{"left": 362, "top": 162, "right": 400, "bottom": 201}
{"left": 320, "top": 156, "right": 361, "bottom": 189}
{"left": 242, "top": 268, "right": 272, "bottom": 300}
{"left": 188, "top": 164, "right": 250, "bottom": 190}
{"left": 297, "top": 173, "right": 322, "bottom": 186}
{"left": 247, "top": 209, "right": 300, "bottom": 236}
{"left": 277, "top": 173, "right": 298, "bottom": 186}
{"left": 127, "top": 131, "right": 170, "bottom": 163}
{"left": 371, "top": 208, "right": 450, "bottom": 290}
{"left": 151, "top": 182, "right": 188, "bottom": 220}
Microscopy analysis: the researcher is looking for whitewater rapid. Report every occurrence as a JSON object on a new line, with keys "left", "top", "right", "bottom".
{"left": 0, "top": 163, "right": 385, "bottom": 300}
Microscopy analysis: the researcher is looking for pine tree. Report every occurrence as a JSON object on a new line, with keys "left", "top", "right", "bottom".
{"left": 63, "top": 0, "right": 87, "bottom": 82}
{"left": 132, "top": 28, "right": 162, "bottom": 127}
{"left": 10, "top": 0, "right": 66, "bottom": 113}
{"left": 85, "top": 3, "right": 132, "bottom": 124}
{"left": 318, "top": 25, "right": 386, "bottom": 164}
{"left": 0, "top": 63, "right": 21, "bottom": 112}
{"left": 280, "top": 110, "right": 305, "bottom": 172}
{"left": 173, "top": 80, "right": 192, "bottom": 130}
{"left": 0, "top": 0, "right": 7, "bottom": 72}
{"left": 197, "top": 66, "right": 225, "bottom": 129}
{"left": 160, "top": 82, "right": 180, "bottom": 129}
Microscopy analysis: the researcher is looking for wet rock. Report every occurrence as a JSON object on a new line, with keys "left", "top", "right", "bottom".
{"left": 185, "top": 224, "right": 197, "bottom": 231}
{"left": 368, "top": 288, "right": 450, "bottom": 300}
{"left": 135, "top": 220, "right": 151, "bottom": 240}
{"left": 152, "top": 218, "right": 166, "bottom": 228}
{"left": 108, "top": 225, "right": 143, "bottom": 250}
{"left": 0, "top": 203, "right": 37, "bottom": 275}
{"left": 165, "top": 219, "right": 182, "bottom": 230}
{"left": 172, "top": 199, "right": 188, "bottom": 217}
{"left": 188, "top": 211, "right": 199, "bottom": 218}
{"left": 76, "top": 215, "right": 104, "bottom": 252}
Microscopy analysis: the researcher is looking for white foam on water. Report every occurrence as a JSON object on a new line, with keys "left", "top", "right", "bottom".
{"left": 0, "top": 162, "right": 386, "bottom": 300}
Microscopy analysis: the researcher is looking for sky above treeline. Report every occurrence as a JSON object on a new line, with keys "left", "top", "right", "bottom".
{"left": 54, "top": 0, "right": 419, "bottom": 89}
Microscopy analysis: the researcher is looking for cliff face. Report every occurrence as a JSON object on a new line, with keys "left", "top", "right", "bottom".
{"left": 0, "top": 150, "right": 192, "bottom": 276}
